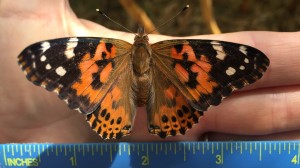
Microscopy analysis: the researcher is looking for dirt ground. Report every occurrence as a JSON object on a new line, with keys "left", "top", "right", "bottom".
{"left": 70, "top": 0, "right": 300, "bottom": 36}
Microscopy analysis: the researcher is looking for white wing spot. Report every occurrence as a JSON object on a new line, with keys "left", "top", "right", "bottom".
{"left": 239, "top": 45, "right": 247, "bottom": 55}
{"left": 64, "top": 38, "right": 79, "bottom": 59}
{"left": 244, "top": 58, "right": 249, "bottom": 63}
{"left": 210, "top": 41, "right": 221, "bottom": 45}
{"left": 40, "top": 55, "right": 47, "bottom": 62}
{"left": 63, "top": 99, "right": 69, "bottom": 103}
{"left": 69, "top": 37, "right": 79, "bottom": 42}
{"left": 32, "top": 62, "right": 36, "bottom": 69}
{"left": 226, "top": 67, "right": 236, "bottom": 76}
{"left": 40, "top": 82, "right": 47, "bottom": 88}
{"left": 45, "top": 63, "right": 52, "bottom": 70}
{"left": 53, "top": 84, "right": 63, "bottom": 94}
{"left": 239, "top": 65, "right": 245, "bottom": 70}
{"left": 212, "top": 44, "right": 223, "bottom": 51}
{"left": 74, "top": 108, "right": 81, "bottom": 113}
{"left": 216, "top": 51, "right": 226, "bottom": 60}
{"left": 53, "top": 88, "right": 59, "bottom": 94}
{"left": 56, "top": 66, "right": 67, "bottom": 76}
{"left": 41, "top": 41, "right": 50, "bottom": 53}
{"left": 212, "top": 44, "right": 226, "bottom": 60}
{"left": 31, "top": 54, "right": 36, "bottom": 68}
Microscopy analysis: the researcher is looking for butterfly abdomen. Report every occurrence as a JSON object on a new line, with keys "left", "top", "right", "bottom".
{"left": 133, "top": 74, "right": 151, "bottom": 106}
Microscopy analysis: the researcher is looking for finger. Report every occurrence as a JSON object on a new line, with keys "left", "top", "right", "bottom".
{"left": 197, "top": 85, "right": 300, "bottom": 135}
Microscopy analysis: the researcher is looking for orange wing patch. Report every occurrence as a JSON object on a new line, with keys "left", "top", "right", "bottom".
{"left": 170, "top": 44, "right": 196, "bottom": 60}
{"left": 173, "top": 54, "right": 217, "bottom": 99}
{"left": 93, "top": 42, "right": 117, "bottom": 60}
{"left": 71, "top": 53, "right": 101, "bottom": 95}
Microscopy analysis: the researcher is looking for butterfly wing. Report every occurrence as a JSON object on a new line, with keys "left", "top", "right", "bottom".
{"left": 18, "top": 37, "right": 136, "bottom": 139}
{"left": 148, "top": 66, "right": 204, "bottom": 138}
{"left": 149, "top": 39, "right": 269, "bottom": 137}
{"left": 86, "top": 66, "right": 135, "bottom": 139}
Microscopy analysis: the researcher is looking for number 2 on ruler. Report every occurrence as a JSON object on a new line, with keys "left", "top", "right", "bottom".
{"left": 141, "top": 155, "right": 149, "bottom": 165}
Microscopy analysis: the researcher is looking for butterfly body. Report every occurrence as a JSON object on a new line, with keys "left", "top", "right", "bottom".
{"left": 18, "top": 26, "right": 269, "bottom": 139}
{"left": 132, "top": 26, "right": 152, "bottom": 107}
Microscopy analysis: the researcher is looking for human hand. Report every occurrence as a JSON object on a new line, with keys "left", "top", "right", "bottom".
{"left": 1, "top": 0, "right": 299, "bottom": 143}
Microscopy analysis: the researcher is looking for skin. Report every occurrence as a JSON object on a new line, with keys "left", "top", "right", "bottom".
{"left": 0, "top": 0, "right": 300, "bottom": 143}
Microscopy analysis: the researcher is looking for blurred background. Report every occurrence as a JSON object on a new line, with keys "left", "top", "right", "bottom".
{"left": 70, "top": 0, "right": 300, "bottom": 36}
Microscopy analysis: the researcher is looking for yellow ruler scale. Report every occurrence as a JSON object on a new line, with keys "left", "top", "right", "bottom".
{"left": 0, "top": 141, "right": 300, "bottom": 168}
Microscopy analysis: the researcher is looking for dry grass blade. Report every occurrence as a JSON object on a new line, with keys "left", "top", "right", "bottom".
{"left": 119, "top": 0, "right": 159, "bottom": 34}
{"left": 199, "top": 0, "right": 222, "bottom": 34}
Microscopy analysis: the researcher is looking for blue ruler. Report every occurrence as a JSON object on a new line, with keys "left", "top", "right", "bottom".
{"left": 0, "top": 141, "right": 300, "bottom": 168}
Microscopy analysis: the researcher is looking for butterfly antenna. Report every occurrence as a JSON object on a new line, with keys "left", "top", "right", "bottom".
{"left": 147, "top": 5, "right": 189, "bottom": 35}
{"left": 96, "top": 9, "right": 136, "bottom": 35}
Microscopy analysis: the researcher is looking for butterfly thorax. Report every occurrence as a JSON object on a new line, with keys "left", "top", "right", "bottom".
{"left": 132, "top": 26, "right": 152, "bottom": 106}
{"left": 132, "top": 27, "right": 151, "bottom": 76}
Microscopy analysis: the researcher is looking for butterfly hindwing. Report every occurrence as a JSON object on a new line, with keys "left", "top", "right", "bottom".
{"left": 18, "top": 37, "right": 133, "bottom": 113}
{"left": 147, "top": 66, "right": 203, "bottom": 138}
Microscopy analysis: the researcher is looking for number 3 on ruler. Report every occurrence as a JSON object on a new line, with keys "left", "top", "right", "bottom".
{"left": 215, "top": 154, "right": 223, "bottom": 164}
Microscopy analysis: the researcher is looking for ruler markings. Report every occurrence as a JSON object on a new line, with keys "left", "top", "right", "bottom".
{"left": 298, "top": 143, "right": 300, "bottom": 165}
{"left": 64, "top": 145, "right": 67, "bottom": 156}
{"left": 73, "top": 144, "right": 77, "bottom": 166}
{"left": 192, "top": 143, "right": 195, "bottom": 154}
{"left": 174, "top": 143, "right": 177, "bottom": 154}
{"left": 91, "top": 144, "right": 94, "bottom": 156}
{"left": 183, "top": 143, "right": 186, "bottom": 161}
{"left": 1, "top": 141, "right": 299, "bottom": 168}
{"left": 259, "top": 142, "right": 262, "bottom": 161}
{"left": 37, "top": 145, "right": 41, "bottom": 162}
{"left": 240, "top": 142, "right": 243, "bottom": 154}
{"left": 11, "top": 145, "right": 14, "bottom": 156}
{"left": 164, "top": 143, "right": 167, "bottom": 155}
{"left": 109, "top": 144, "right": 112, "bottom": 162}
{"left": 128, "top": 144, "right": 131, "bottom": 156}
{"left": 2, "top": 145, "right": 7, "bottom": 166}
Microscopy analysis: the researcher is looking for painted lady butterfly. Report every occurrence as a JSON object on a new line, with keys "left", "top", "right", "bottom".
{"left": 18, "top": 26, "right": 269, "bottom": 140}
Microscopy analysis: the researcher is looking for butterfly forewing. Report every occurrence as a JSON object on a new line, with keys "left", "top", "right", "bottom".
{"left": 18, "top": 37, "right": 133, "bottom": 114}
